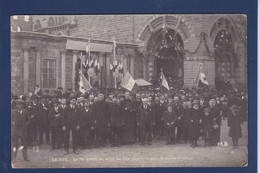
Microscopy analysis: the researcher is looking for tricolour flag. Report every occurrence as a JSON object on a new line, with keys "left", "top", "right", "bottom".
{"left": 160, "top": 72, "right": 170, "bottom": 91}
{"left": 120, "top": 72, "right": 136, "bottom": 91}
{"left": 79, "top": 71, "right": 92, "bottom": 94}
{"left": 194, "top": 63, "right": 209, "bottom": 87}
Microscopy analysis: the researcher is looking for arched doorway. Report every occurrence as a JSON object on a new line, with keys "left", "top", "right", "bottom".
{"left": 147, "top": 27, "right": 185, "bottom": 85}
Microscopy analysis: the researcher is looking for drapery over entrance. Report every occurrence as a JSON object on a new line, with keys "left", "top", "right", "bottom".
{"left": 66, "top": 40, "right": 113, "bottom": 52}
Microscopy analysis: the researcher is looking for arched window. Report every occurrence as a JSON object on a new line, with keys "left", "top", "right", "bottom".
{"left": 13, "top": 16, "right": 18, "bottom": 20}
{"left": 48, "top": 16, "right": 55, "bottom": 27}
{"left": 17, "top": 26, "right": 22, "bottom": 32}
{"left": 211, "top": 18, "right": 236, "bottom": 84}
{"left": 33, "top": 20, "right": 41, "bottom": 30}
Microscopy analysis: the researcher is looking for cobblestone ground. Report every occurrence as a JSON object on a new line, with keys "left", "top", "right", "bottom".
{"left": 12, "top": 119, "right": 248, "bottom": 168}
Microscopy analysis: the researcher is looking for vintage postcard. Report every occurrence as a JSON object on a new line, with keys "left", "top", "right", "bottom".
{"left": 10, "top": 14, "right": 248, "bottom": 168}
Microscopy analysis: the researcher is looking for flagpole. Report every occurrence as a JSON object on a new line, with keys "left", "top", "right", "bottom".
{"left": 115, "top": 77, "right": 117, "bottom": 89}
{"left": 113, "top": 37, "right": 117, "bottom": 89}
{"left": 88, "top": 37, "right": 91, "bottom": 85}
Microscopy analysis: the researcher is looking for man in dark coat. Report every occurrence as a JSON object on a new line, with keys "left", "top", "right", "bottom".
{"left": 182, "top": 101, "right": 191, "bottom": 143}
{"left": 152, "top": 96, "right": 163, "bottom": 140}
{"left": 202, "top": 108, "right": 213, "bottom": 147}
{"left": 78, "top": 99, "right": 95, "bottom": 148}
{"left": 93, "top": 93, "right": 109, "bottom": 146}
{"left": 109, "top": 97, "right": 124, "bottom": 147}
{"left": 122, "top": 91, "right": 136, "bottom": 144}
{"left": 137, "top": 98, "right": 154, "bottom": 145}
{"left": 189, "top": 100, "right": 201, "bottom": 148}
{"left": 26, "top": 97, "right": 38, "bottom": 146}
{"left": 132, "top": 93, "right": 142, "bottom": 142}
{"left": 11, "top": 99, "right": 30, "bottom": 162}
{"left": 60, "top": 97, "right": 67, "bottom": 147}
{"left": 162, "top": 104, "right": 177, "bottom": 144}
{"left": 62, "top": 96, "right": 80, "bottom": 154}
{"left": 228, "top": 96, "right": 243, "bottom": 147}
{"left": 208, "top": 99, "right": 221, "bottom": 146}
{"left": 173, "top": 96, "right": 183, "bottom": 143}
{"left": 49, "top": 99, "right": 62, "bottom": 150}
{"left": 37, "top": 96, "right": 50, "bottom": 145}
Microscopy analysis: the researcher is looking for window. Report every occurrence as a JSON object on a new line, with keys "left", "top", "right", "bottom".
{"left": 13, "top": 16, "right": 18, "bottom": 20}
{"left": 17, "top": 26, "right": 22, "bottom": 32}
{"left": 42, "top": 59, "right": 56, "bottom": 88}
{"left": 11, "top": 25, "right": 14, "bottom": 31}
{"left": 24, "top": 15, "right": 30, "bottom": 22}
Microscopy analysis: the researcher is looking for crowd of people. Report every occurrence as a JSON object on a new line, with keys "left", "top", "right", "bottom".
{"left": 11, "top": 85, "right": 248, "bottom": 162}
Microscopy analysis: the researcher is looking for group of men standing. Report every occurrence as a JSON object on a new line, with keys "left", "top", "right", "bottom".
{"left": 11, "top": 86, "right": 247, "bottom": 162}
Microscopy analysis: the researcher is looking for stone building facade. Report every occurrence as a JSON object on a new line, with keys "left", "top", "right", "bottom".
{"left": 11, "top": 14, "right": 247, "bottom": 95}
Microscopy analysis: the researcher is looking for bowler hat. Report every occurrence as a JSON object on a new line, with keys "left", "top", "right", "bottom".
{"left": 16, "top": 99, "right": 25, "bottom": 105}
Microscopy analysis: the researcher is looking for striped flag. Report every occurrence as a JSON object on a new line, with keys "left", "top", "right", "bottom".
{"left": 160, "top": 72, "right": 169, "bottom": 91}
{"left": 120, "top": 72, "right": 136, "bottom": 91}
{"left": 194, "top": 63, "right": 209, "bottom": 87}
{"left": 79, "top": 71, "right": 92, "bottom": 94}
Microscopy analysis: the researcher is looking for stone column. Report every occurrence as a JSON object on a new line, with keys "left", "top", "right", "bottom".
{"left": 123, "top": 55, "right": 127, "bottom": 73}
{"left": 60, "top": 50, "right": 66, "bottom": 89}
{"left": 142, "top": 55, "right": 148, "bottom": 80}
{"left": 35, "top": 48, "right": 41, "bottom": 87}
{"left": 23, "top": 47, "right": 29, "bottom": 94}
{"left": 130, "top": 55, "right": 135, "bottom": 78}
{"left": 72, "top": 51, "right": 78, "bottom": 91}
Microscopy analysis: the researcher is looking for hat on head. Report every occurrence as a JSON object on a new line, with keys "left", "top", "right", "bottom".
{"left": 77, "top": 97, "right": 85, "bottom": 103}
{"left": 52, "top": 98, "right": 60, "bottom": 104}
{"left": 69, "top": 96, "right": 77, "bottom": 101}
{"left": 16, "top": 99, "right": 25, "bottom": 105}
{"left": 193, "top": 100, "right": 199, "bottom": 104}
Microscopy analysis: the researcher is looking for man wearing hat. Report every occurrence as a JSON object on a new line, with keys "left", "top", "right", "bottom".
{"left": 132, "top": 93, "right": 143, "bottom": 142}
{"left": 173, "top": 95, "right": 183, "bottom": 143}
{"left": 189, "top": 99, "right": 201, "bottom": 148}
{"left": 162, "top": 104, "right": 177, "bottom": 145}
{"left": 152, "top": 96, "right": 164, "bottom": 140}
{"left": 26, "top": 97, "right": 38, "bottom": 146}
{"left": 11, "top": 99, "right": 30, "bottom": 162}
{"left": 49, "top": 98, "right": 62, "bottom": 150}
{"left": 108, "top": 97, "right": 124, "bottom": 147}
{"left": 37, "top": 95, "right": 50, "bottom": 145}
{"left": 228, "top": 96, "right": 243, "bottom": 147}
{"left": 137, "top": 98, "right": 154, "bottom": 145}
{"left": 208, "top": 99, "right": 221, "bottom": 146}
{"left": 63, "top": 96, "right": 80, "bottom": 154}
{"left": 93, "top": 93, "right": 109, "bottom": 146}
{"left": 122, "top": 91, "right": 136, "bottom": 144}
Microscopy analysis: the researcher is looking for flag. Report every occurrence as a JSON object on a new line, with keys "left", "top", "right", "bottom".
{"left": 110, "top": 64, "right": 114, "bottom": 71}
{"left": 79, "top": 71, "right": 92, "bottom": 94}
{"left": 120, "top": 72, "right": 136, "bottom": 91}
{"left": 89, "top": 58, "right": 94, "bottom": 67}
{"left": 160, "top": 72, "right": 169, "bottom": 91}
{"left": 194, "top": 63, "right": 209, "bottom": 87}
{"left": 94, "top": 59, "right": 98, "bottom": 67}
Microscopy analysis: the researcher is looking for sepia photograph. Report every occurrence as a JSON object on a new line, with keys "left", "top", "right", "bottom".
{"left": 10, "top": 14, "right": 248, "bottom": 168}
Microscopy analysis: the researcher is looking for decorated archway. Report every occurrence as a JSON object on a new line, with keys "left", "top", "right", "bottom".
{"left": 137, "top": 15, "right": 191, "bottom": 87}
{"left": 147, "top": 27, "right": 184, "bottom": 79}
